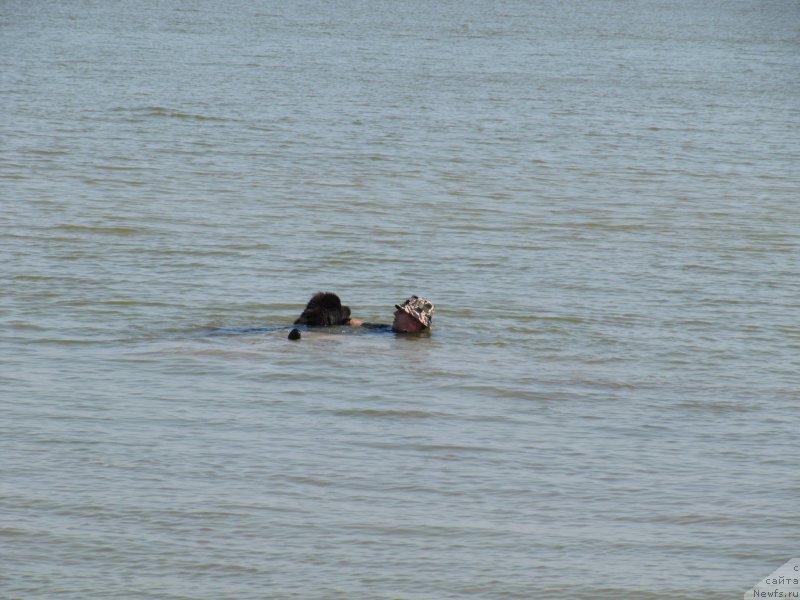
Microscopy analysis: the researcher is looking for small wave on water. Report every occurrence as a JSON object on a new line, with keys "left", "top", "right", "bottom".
{"left": 331, "top": 408, "right": 439, "bottom": 419}
{"left": 48, "top": 224, "right": 147, "bottom": 236}
{"left": 112, "top": 105, "right": 233, "bottom": 122}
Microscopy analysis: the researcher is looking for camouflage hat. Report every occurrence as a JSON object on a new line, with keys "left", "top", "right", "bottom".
{"left": 395, "top": 295, "right": 435, "bottom": 328}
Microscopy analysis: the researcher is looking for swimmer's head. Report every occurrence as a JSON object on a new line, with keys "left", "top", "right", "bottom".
{"left": 392, "top": 296, "right": 435, "bottom": 332}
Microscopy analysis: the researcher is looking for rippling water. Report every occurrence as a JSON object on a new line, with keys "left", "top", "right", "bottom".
{"left": 2, "top": 1, "right": 799, "bottom": 598}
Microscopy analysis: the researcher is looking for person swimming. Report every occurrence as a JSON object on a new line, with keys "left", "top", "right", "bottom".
{"left": 346, "top": 295, "right": 435, "bottom": 333}
{"left": 390, "top": 295, "right": 435, "bottom": 333}
{"left": 288, "top": 293, "right": 435, "bottom": 339}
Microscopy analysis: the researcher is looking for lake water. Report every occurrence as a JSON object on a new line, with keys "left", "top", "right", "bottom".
{"left": 2, "top": 1, "right": 799, "bottom": 598}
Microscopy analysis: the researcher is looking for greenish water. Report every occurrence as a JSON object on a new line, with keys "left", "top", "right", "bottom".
{"left": 2, "top": 1, "right": 799, "bottom": 598}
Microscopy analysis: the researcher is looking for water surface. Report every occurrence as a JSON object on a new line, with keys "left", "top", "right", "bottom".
{"left": 2, "top": 1, "right": 799, "bottom": 598}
